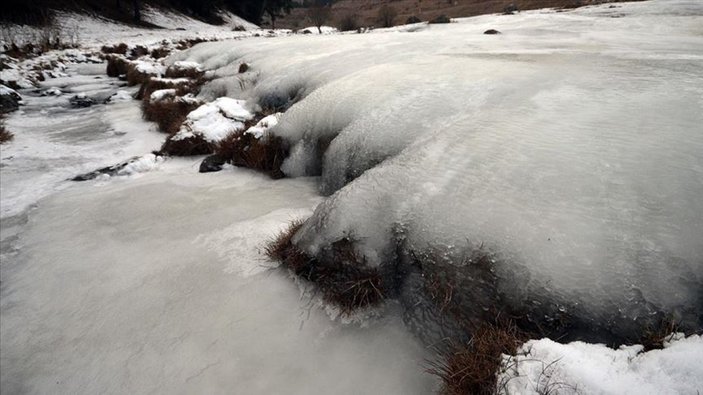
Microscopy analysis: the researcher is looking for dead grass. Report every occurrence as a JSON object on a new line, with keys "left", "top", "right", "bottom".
{"left": 639, "top": 317, "right": 681, "bottom": 351}
{"left": 266, "top": 222, "right": 386, "bottom": 314}
{"left": 142, "top": 97, "right": 201, "bottom": 135}
{"left": 0, "top": 121, "right": 13, "bottom": 144}
{"left": 428, "top": 318, "right": 527, "bottom": 395}
{"left": 125, "top": 62, "right": 151, "bottom": 86}
{"left": 215, "top": 128, "right": 289, "bottom": 179}
{"left": 150, "top": 47, "right": 171, "bottom": 59}
{"left": 106, "top": 55, "right": 130, "bottom": 78}
{"left": 101, "top": 43, "right": 128, "bottom": 55}
{"left": 136, "top": 77, "right": 197, "bottom": 101}
{"left": 159, "top": 134, "right": 214, "bottom": 156}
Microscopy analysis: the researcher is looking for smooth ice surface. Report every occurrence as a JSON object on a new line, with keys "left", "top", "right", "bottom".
{"left": 0, "top": 161, "right": 437, "bottom": 394}
{"left": 174, "top": 0, "right": 703, "bottom": 328}
{"left": 498, "top": 334, "right": 703, "bottom": 395}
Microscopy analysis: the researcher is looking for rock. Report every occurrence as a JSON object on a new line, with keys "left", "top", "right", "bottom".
{"left": 69, "top": 94, "right": 95, "bottom": 108}
{"left": 199, "top": 154, "right": 227, "bottom": 173}
{"left": 503, "top": 4, "right": 518, "bottom": 14}
{"left": 406, "top": 16, "right": 422, "bottom": 24}
{"left": 484, "top": 29, "right": 501, "bottom": 35}
{"left": 0, "top": 85, "right": 22, "bottom": 113}
{"left": 238, "top": 63, "right": 249, "bottom": 73}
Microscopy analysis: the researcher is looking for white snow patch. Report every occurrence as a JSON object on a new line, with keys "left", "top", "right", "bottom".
{"left": 150, "top": 88, "right": 176, "bottom": 102}
{"left": 173, "top": 97, "right": 253, "bottom": 143}
{"left": 118, "top": 154, "right": 165, "bottom": 176}
{"left": 499, "top": 334, "right": 703, "bottom": 395}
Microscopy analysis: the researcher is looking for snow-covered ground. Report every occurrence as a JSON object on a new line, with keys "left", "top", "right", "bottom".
{"left": 2, "top": 1, "right": 703, "bottom": 394}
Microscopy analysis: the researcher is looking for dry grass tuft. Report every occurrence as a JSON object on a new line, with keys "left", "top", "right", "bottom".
{"left": 428, "top": 318, "right": 527, "bottom": 395}
{"left": 639, "top": 317, "right": 681, "bottom": 351}
{"left": 0, "top": 122, "right": 14, "bottom": 144}
{"left": 215, "top": 128, "right": 289, "bottom": 179}
{"left": 125, "top": 62, "right": 152, "bottom": 86}
{"left": 101, "top": 43, "right": 128, "bottom": 55}
{"left": 159, "top": 134, "right": 214, "bottom": 156}
{"left": 150, "top": 47, "right": 171, "bottom": 59}
{"left": 106, "top": 55, "right": 130, "bottom": 78}
{"left": 266, "top": 222, "right": 386, "bottom": 314}
{"left": 142, "top": 97, "right": 201, "bottom": 135}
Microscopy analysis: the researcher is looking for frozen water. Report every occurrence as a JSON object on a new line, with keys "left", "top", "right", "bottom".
{"left": 0, "top": 161, "right": 438, "bottom": 394}
{"left": 173, "top": 0, "right": 703, "bottom": 337}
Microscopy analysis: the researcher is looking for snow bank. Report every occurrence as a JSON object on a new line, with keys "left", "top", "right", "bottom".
{"left": 173, "top": 0, "right": 703, "bottom": 341}
{"left": 499, "top": 334, "right": 703, "bottom": 395}
{"left": 172, "top": 97, "right": 254, "bottom": 143}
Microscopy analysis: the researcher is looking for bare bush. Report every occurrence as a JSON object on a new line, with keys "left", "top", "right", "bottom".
{"left": 377, "top": 5, "right": 398, "bottom": 28}
{"left": 337, "top": 13, "right": 360, "bottom": 32}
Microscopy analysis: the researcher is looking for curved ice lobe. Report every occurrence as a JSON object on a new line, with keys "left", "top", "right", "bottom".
{"left": 289, "top": 67, "right": 703, "bottom": 343}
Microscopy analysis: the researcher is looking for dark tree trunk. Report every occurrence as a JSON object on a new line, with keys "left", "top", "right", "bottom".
{"left": 132, "top": 0, "right": 140, "bottom": 23}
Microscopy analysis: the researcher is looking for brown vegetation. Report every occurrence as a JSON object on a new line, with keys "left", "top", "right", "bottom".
{"left": 0, "top": 121, "right": 13, "bottom": 144}
{"left": 159, "top": 134, "right": 214, "bottom": 156}
{"left": 142, "top": 96, "right": 201, "bottom": 135}
{"left": 266, "top": 223, "right": 386, "bottom": 314}
{"left": 136, "top": 76, "right": 197, "bottom": 100}
{"left": 106, "top": 55, "right": 130, "bottom": 77}
{"left": 101, "top": 43, "right": 128, "bottom": 55}
{"left": 429, "top": 318, "right": 527, "bottom": 395}
{"left": 377, "top": 5, "right": 398, "bottom": 27}
{"left": 215, "top": 128, "right": 289, "bottom": 179}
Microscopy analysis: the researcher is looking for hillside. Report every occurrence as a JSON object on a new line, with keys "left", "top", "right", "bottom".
{"left": 275, "top": 0, "right": 642, "bottom": 29}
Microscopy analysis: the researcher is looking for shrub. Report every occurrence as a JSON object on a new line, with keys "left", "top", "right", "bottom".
{"left": 377, "top": 5, "right": 398, "bottom": 28}
{"left": 429, "top": 15, "right": 451, "bottom": 24}
{"left": 406, "top": 16, "right": 422, "bottom": 24}
{"left": 215, "top": 128, "right": 289, "bottom": 179}
{"left": 503, "top": 4, "right": 519, "bottom": 14}
{"left": 338, "top": 13, "right": 360, "bottom": 31}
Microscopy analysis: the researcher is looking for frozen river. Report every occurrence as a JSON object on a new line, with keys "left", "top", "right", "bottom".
{"left": 0, "top": 66, "right": 437, "bottom": 394}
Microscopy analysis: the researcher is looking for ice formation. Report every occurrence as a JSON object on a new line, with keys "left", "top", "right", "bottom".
{"left": 172, "top": 0, "right": 703, "bottom": 342}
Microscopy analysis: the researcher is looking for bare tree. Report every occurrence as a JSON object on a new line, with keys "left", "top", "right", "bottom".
{"left": 377, "top": 5, "right": 398, "bottom": 28}
{"left": 132, "top": 0, "right": 141, "bottom": 23}
{"left": 307, "top": 2, "right": 332, "bottom": 34}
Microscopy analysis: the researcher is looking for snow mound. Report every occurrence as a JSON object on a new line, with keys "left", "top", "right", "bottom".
{"left": 172, "top": 97, "right": 254, "bottom": 143}
{"left": 499, "top": 334, "right": 703, "bottom": 395}
{"left": 106, "top": 90, "right": 133, "bottom": 103}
